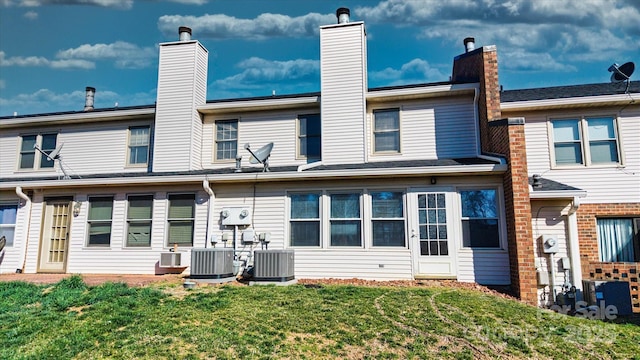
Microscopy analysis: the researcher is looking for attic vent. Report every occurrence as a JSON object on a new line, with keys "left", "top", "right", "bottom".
{"left": 179, "top": 26, "right": 192, "bottom": 41}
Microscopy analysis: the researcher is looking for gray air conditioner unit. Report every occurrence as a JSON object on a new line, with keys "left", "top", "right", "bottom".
{"left": 191, "top": 248, "right": 234, "bottom": 279}
{"left": 253, "top": 249, "right": 295, "bottom": 282}
{"left": 160, "top": 252, "right": 182, "bottom": 268}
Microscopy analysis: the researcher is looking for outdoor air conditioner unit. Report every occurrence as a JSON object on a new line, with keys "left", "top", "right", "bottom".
{"left": 253, "top": 249, "right": 295, "bottom": 282}
{"left": 191, "top": 248, "right": 234, "bottom": 279}
{"left": 159, "top": 252, "right": 182, "bottom": 268}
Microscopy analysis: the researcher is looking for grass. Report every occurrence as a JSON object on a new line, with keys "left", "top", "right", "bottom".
{"left": 0, "top": 276, "right": 638, "bottom": 359}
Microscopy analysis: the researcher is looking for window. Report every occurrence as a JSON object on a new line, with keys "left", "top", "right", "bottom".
{"left": 19, "top": 133, "right": 57, "bottom": 170}
{"left": 87, "top": 197, "right": 113, "bottom": 247}
{"left": 373, "top": 109, "right": 400, "bottom": 153}
{"left": 167, "top": 194, "right": 195, "bottom": 247}
{"left": 215, "top": 119, "right": 238, "bottom": 160}
{"left": 551, "top": 116, "right": 620, "bottom": 166}
{"left": 0, "top": 203, "right": 18, "bottom": 247}
{"left": 330, "top": 193, "right": 361, "bottom": 247}
{"left": 298, "top": 114, "right": 321, "bottom": 161}
{"left": 126, "top": 195, "right": 153, "bottom": 247}
{"left": 371, "top": 191, "right": 405, "bottom": 247}
{"left": 418, "top": 193, "right": 448, "bottom": 256}
{"left": 289, "top": 193, "right": 320, "bottom": 247}
{"left": 128, "top": 126, "right": 150, "bottom": 165}
{"left": 460, "top": 189, "right": 500, "bottom": 248}
{"left": 597, "top": 218, "right": 640, "bottom": 262}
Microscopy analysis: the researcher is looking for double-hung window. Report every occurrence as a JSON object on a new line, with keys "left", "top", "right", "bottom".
{"left": 551, "top": 116, "right": 620, "bottom": 166}
{"left": 289, "top": 193, "right": 321, "bottom": 247}
{"left": 126, "top": 195, "right": 153, "bottom": 247}
{"left": 371, "top": 191, "right": 405, "bottom": 247}
{"left": 128, "top": 126, "right": 150, "bottom": 166}
{"left": 0, "top": 203, "right": 18, "bottom": 247}
{"left": 460, "top": 189, "right": 500, "bottom": 248}
{"left": 330, "top": 193, "right": 362, "bottom": 247}
{"left": 215, "top": 119, "right": 238, "bottom": 161}
{"left": 373, "top": 109, "right": 400, "bottom": 153}
{"left": 167, "top": 194, "right": 195, "bottom": 247}
{"left": 597, "top": 218, "right": 640, "bottom": 262}
{"left": 87, "top": 196, "right": 114, "bottom": 247}
{"left": 19, "top": 133, "right": 57, "bottom": 170}
{"left": 298, "top": 114, "right": 321, "bottom": 161}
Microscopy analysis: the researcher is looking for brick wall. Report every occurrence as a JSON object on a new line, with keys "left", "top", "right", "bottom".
{"left": 578, "top": 203, "right": 640, "bottom": 313}
{"left": 452, "top": 46, "right": 537, "bottom": 305}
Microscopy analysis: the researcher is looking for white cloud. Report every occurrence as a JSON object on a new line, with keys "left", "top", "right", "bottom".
{"left": 213, "top": 57, "right": 319, "bottom": 90}
{"left": 0, "top": 51, "right": 95, "bottom": 69}
{"left": 158, "top": 12, "right": 335, "bottom": 40}
{"left": 356, "top": 0, "right": 639, "bottom": 73}
{"left": 23, "top": 10, "right": 37, "bottom": 19}
{"left": 2, "top": 0, "right": 133, "bottom": 9}
{"left": 370, "top": 58, "right": 447, "bottom": 84}
{"left": 56, "top": 41, "right": 156, "bottom": 69}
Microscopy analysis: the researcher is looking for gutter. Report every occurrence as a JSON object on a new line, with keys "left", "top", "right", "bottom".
{"left": 15, "top": 187, "right": 31, "bottom": 273}
{"left": 472, "top": 86, "right": 507, "bottom": 165}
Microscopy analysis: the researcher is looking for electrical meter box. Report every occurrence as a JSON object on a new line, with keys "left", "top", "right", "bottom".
{"left": 542, "top": 235, "right": 559, "bottom": 254}
{"left": 221, "top": 207, "right": 251, "bottom": 226}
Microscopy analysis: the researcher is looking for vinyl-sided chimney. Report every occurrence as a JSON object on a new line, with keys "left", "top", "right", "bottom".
{"left": 319, "top": 8, "right": 368, "bottom": 165}
{"left": 153, "top": 26, "right": 208, "bottom": 172}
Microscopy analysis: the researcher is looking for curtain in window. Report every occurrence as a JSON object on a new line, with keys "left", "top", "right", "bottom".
{"left": 598, "top": 218, "right": 634, "bottom": 262}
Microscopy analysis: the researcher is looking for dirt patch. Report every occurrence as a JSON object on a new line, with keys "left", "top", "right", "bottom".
{"left": 0, "top": 273, "right": 185, "bottom": 287}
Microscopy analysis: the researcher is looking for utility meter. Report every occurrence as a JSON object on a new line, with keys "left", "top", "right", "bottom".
{"left": 542, "top": 235, "right": 559, "bottom": 254}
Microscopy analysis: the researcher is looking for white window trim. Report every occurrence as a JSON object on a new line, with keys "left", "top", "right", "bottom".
{"left": 126, "top": 126, "right": 151, "bottom": 168}
{"left": 214, "top": 119, "right": 239, "bottom": 163}
{"left": 548, "top": 115, "right": 623, "bottom": 169}
{"left": 125, "top": 194, "right": 154, "bottom": 248}
{"left": 371, "top": 108, "right": 402, "bottom": 155}
{"left": 85, "top": 196, "right": 114, "bottom": 248}
{"left": 0, "top": 201, "right": 18, "bottom": 248}
{"left": 286, "top": 188, "right": 408, "bottom": 250}
{"left": 328, "top": 192, "right": 364, "bottom": 248}
{"left": 165, "top": 193, "right": 196, "bottom": 248}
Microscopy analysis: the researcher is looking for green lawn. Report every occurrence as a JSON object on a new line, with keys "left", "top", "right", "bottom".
{"left": 1, "top": 276, "right": 638, "bottom": 359}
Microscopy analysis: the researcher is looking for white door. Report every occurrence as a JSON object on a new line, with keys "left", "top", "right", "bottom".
{"left": 409, "top": 190, "right": 457, "bottom": 278}
{"left": 38, "top": 200, "right": 72, "bottom": 273}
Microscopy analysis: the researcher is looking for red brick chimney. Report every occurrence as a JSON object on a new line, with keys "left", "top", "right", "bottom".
{"left": 452, "top": 39, "right": 537, "bottom": 306}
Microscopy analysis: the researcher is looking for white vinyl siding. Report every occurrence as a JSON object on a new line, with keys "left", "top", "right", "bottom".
{"left": 522, "top": 108, "right": 640, "bottom": 204}
{"left": 153, "top": 41, "right": 208, "bottom": 172}
{"left": 320, "top": 22, "right": 367, "bottom": 165}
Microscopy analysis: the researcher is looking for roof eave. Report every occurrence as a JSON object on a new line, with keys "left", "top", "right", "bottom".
{"left": 529, "top": 190, "right": 587, "bottom": 199}
{"left": 501, "top": 94, "right": 637, "bottom": 112}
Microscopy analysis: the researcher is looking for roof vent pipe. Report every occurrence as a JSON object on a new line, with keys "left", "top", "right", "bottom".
{"left": 84, "top": 86, "right": 95, "bottom": 111}
{"left": 336, "top": 7, "right": 350, "bottom": 24}
{"left": 179, "top": 26, "right": 192, "bottom": 41}
{"left": 464, "top": 37, "right": 475, "bottom": 53}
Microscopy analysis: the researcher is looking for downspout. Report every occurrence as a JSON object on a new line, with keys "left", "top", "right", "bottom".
{"left": 202, "top": 178, "right": 215, "bottom": 248}
{"left": 15, "top": 187, "right": 31, "bottom": 273}
{"left": 472, "top": 86, "right": 506, "bottom": 165}
{"left": 567, "top": 196, "right": 583, "bottom": 301}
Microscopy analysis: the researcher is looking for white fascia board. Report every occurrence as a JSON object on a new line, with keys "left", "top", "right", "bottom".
{"left": 529, "top": 190, "right": 587, "bottom": 199}
{"left": 501, "top": 94, "right": 636, "bottom": 111}
{"left": 367, "top": 83, "right": 478, "bottom": 102}
{"left": 198, "top": 95, "right": 320, "bottom": 114}
{"left": 0, "top": 107, "right": 155, "bottom": 129}
{"left": 1, "top": 163, "right": 506, "bottom": 189}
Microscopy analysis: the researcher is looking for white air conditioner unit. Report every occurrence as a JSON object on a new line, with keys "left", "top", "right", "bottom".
{"left": 253, "top": 249, "right": 295, "bottom": 282}
{"left": 159, "top": 252, "right": 182, "bottom": 268}
{"left": 191, "top": 248, "right": 234, "bottom": 279}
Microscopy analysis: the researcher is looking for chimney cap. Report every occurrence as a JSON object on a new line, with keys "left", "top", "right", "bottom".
{"left": 178, "top": 26, "right": 192, "bottom": 41}
{"left": 336, "top": 7, "right": 350, "bottom": 23}
{"left": 463, "top": 37, "right": 476, "bottom": 53}
{"left": 85, "top": 86, "right": 96, "bottom": 92}
{"left": 178, "top": 26, "right": 192, "bottom": 35}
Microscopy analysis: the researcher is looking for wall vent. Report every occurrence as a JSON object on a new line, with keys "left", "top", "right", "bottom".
{"left": 253, "top": 250, "right": 295, "bottom": 281}
{"left": 159, "top": 252, "right": 182, "bottom": 267}
{"left": 191, "top": 248, "right": 234, "bottom": 279}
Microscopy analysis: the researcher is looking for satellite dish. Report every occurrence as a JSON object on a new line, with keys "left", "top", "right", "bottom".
{"left": 47, "top": 143, "right": 64, "bottom": 161}
{"left": 244, "top": 142, "right": 274, "bottom": 172}
{"left": 608, "top": 62, "right": 635, "bottom": 83}
{"left": 33, "top": 142, "right": 71, "bottom": 179}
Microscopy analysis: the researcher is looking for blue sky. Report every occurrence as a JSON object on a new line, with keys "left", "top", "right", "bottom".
{"left": 0, "top": 0, "right": 638, "bottom": 117}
